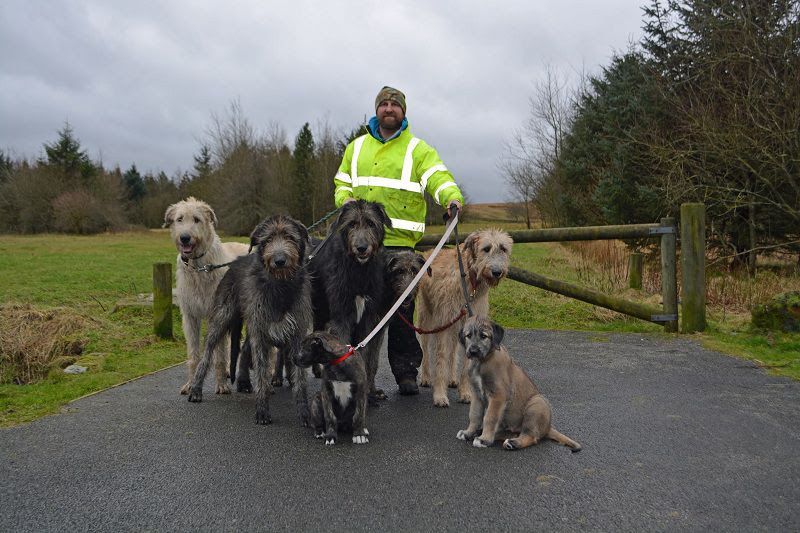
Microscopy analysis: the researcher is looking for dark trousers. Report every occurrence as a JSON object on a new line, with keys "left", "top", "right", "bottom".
{"left": 388, "top": 301, "right": 423, "bottom": 383}
{"left": 384, "top": 246, "right": 423, "bottom": 383}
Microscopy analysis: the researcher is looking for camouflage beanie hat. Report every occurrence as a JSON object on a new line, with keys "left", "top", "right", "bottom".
{"left": 375, "top": 86, "right": 406, "bottom": 114}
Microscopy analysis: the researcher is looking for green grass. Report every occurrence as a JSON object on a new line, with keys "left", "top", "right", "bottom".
{"left": 1, "top": 226, "right": 797, "bottom": 427}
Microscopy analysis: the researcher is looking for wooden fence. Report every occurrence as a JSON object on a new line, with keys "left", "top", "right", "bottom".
{"left": 418, "top": 202, "right": 706, "bottom": 333}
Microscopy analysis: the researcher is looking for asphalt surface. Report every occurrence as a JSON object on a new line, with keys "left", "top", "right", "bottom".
{"left": 1, "top": 329, "right": 798, "bottom": 532}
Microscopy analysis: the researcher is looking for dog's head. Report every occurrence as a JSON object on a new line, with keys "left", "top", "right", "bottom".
{"left": 296, "top": 331, "right": 350, "bottom": 368}
{"left": 458, "top": 315, "right": 504, "bottom": 361}
{"left": 163, "top": 197, "right": 218, "bottom": 262}
{"left": 249, "top": 215, "right": 309, "bottom": 279}
{"left": 384, "top": 251, "right": 428, "bottom": 308}
{"left": 463, "top": 228, "right": 513, "bottom": 288}
{"left": 334, "top": 200, "right": 392, "bottom": 264}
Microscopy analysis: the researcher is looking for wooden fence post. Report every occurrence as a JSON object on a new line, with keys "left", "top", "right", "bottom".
{"left": 660, "top": 217, "right": 678, "bottom": 333}
{"left": 628, "top": 253, "right": 643, "bottom": 290}
{"left": 680, "top": 203, "right": 706, "bottom": 333}
{"left": 153, "top": 262, "right": 173, "bottom": 339}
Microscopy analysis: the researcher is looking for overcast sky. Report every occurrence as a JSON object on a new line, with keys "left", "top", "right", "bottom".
{"left": 0, "top": 1, "right": 645, "bottom": 203}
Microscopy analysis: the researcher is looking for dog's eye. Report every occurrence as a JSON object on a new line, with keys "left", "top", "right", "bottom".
{"left": 176, "top": 216, "right": 183, "bottom": 222}
{"left": 499, "top": 245, "right": 507, "bottom": 253}
{"left": 480, "top": 333, "right": 489, "bottom": 339}
{"left": 193, "top": 216, "right": 201, "bottom": 224}
{"left": 464, "top": 332, "right": 472, "bottom": 339}
{"left": 482, "top": 245, "right": 491, "bottom": 253}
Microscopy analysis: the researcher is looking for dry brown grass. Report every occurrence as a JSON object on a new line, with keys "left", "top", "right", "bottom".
{"left": 562, "top": 240, "right": 632, "bottom": 293}
{"left": 0, "top": 304, "right": 97, "bottom": 384}
{"left": 559, "top": 241, "right": 800, "bottom": 319}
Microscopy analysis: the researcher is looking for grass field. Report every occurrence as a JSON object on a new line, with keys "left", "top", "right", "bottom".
{"left": 1, "top": 208, "right": 797, "bottom": 426}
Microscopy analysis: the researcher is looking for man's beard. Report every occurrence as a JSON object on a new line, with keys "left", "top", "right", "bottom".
{"left": 379, "top": 115, "right": 401, "bottom": 134}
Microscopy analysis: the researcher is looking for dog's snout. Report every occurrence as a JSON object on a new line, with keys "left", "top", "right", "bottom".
{"left": 491, "top": 267, "right": 503, "bottom": 278}
{"left": 356, "top": 244, "right": 368, "bottom": 254}
{"left": 180, "top": 234, "right": 191, "bottom": 244}
{"left": 273, "top": 253, "right": 287, "bottom": 267}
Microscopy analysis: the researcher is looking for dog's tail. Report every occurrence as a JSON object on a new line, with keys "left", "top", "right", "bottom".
{"left": 548, "top": 428, "right": 582, "bottom": 453}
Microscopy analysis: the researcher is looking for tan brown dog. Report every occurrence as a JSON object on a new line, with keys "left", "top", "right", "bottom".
{"left": 456, "top": 316, "right": 581, "bottom": 451}
{"left": 417, "top": 228, "right": 513, "bottom": 407}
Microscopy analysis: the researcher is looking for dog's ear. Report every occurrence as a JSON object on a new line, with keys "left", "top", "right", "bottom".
{"left": 318, "top": 332, "right": 346, "bottom": 356}
{"left": 458, "top": 324, "right": 466, "bottom": 347}
{"left": 249, "top": 218, "right": 270, "bottom": 253}
{"left": 197, "top": 201, "right": 218, "bottom": 227}
{"left": 163, "top": 202, "right": 178, "bottom": 228}
{"left": 414, "top": 254, "right": 432, "bottom": 277}
{"left": 374, "top": 203, "right": 393, "bottom": 229}
{"left": 491, "top": 321, "right": 505, "bottom": 350}
{"left": 463, "top": 231, "right": 479, "bottom": 261}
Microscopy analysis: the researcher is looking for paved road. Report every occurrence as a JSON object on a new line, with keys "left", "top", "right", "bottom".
{"left": 1, "top": 330, "right": 798, "bottom": 532}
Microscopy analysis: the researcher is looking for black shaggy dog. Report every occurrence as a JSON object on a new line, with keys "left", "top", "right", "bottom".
{"left": 297, "top": 331, "right": 369, "bottom": 445}
{"left": 306, "top": 200, "right": 391, "bottom": 385}
{"left": 188, "top": 214, "right": 313, "bottom": 426}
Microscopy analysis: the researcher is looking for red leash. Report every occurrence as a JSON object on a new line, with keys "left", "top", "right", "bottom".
{"left": 397, "top": 308, "right": 467, "bottom": 335}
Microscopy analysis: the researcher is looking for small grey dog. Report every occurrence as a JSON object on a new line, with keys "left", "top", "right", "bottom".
{"left": 457, "top": 315, "right": 582, "bottom": 452}
{"left": 296, "top": 331, "right": 369, "bottom": 445}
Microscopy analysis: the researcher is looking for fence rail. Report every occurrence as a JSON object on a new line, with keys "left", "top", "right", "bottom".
{"left": 418, "top": 203, "right": 706, "bottom": 333}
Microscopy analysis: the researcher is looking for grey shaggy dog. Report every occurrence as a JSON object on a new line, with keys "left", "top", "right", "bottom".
{"left": 308, "top": 200, "right": 391, "bottom": 398}
{"left": 187, "top": 214, "right": 313, "bottom": 426}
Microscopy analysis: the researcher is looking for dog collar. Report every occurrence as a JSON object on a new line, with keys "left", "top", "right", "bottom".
{"left": 181, "top": 251, "right": 206, "bottom": 266}
{"left": 329, "top": 345, "right": 356, "bottom": 366}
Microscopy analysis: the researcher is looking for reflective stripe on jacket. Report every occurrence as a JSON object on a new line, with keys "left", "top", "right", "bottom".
{"left": 334, "top": 124, "right": 464, "bottom": 248}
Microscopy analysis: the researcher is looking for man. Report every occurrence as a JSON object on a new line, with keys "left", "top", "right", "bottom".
{"left": 333, "top": 86, "right": 464, "bottom": 395}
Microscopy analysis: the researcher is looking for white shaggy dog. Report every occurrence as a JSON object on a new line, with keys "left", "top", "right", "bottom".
{"left": 163, "top": 197, "right": 249, "bottom": 395}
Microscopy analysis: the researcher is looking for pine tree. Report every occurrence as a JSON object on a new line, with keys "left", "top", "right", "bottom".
{"left": 291, "top": 123, "right": 315, "bottom": 224}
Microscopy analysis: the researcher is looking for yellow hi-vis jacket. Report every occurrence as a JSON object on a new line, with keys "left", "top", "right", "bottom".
{"left": 333, "top": 124, "right": 464, "bottom": 248}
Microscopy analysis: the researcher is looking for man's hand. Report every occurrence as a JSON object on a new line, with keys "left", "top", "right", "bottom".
{"left": 343, "top": 197, "right": 357, "bottom": 204}
{"left": 447, "top": 200, "right": 462, "bottom": 219}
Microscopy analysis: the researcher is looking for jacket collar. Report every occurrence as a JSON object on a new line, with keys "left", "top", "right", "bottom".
{"left": 368, "top": 116, "right": 409, "bottom": 143}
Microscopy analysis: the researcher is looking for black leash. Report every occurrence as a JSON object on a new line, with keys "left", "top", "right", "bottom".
{"left": 445, "top": 205, "right": 474, "bottom": 317}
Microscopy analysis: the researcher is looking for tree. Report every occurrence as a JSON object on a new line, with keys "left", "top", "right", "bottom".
{"left": 291, "top": 122, "right": 315, "bottom": 224}
{"left": 642, "top": 0, "right": 800, "bottom": 270}
{"left": 40, "top": 122, "right": 96, "bottom": 185}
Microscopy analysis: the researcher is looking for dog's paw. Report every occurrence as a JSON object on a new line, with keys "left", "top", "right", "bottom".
{"left": 236, "top": 380, "right": 253, "bottom": 394}
{"left": 503, "top": 439, "right": 518, "bottom": 450}
{"left": 448, "top": 381, "right": 458, "bottom": 389}
{"left": 352, "top": 435, "right": 369, "bottom": 445}
{"left": 419, "top": 377, "right": 431, "bottom": 387}
{"left": 363, "top": 428, "right": 369, "bottom": 436}
{"left": 456, "top": 393, "right": 472, "bottom": 404}
{"left": 179, "top": 382, "right": 191, "bottom": 395}
{"left": 255, "top": 407, "right": 272, "bottom": 425}
{"left": 314, "top": 431, "right": 325, "bottom": 439}
{"left": 456, "top": 429, "right": 472, "bottom": 441}
{"left": 187, "top": 388, "right": 203, "bottom": 402}
{"left": 297, "top": 406, "right": 310, "bottom": 428}
{"left": 324, "top": 438, "right": 336, "bottom": 446}
{"left": 472, "top": 437, "right": 492, "bottom": 448}
{"left": 433, "top": 394, "right": 450, "bottom": 408}
{"left": 215, "top": 383, "right": 231, "bottom": 395}
{"left": 271, "top": 377, "right": 284, "bottom": 387}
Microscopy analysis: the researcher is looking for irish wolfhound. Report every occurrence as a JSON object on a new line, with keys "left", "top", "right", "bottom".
{"left": 417, "top": 228, "right": 513, "bottom": 407}
{"left": 163, "top": 197, "right": 249, "bottom": 395}
{"left": 296, "top": 331, "right": 369, "bottom": 445}
{"left": 308, "top": 200, "right": 391, "bottom": 398}
{"left": 457, "top": 315, "right": 581, "bottom": 451}
{"left": 187, "top": 214, "right": 313, "bottom": 426}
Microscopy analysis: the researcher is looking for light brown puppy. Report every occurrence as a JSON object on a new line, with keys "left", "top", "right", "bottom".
{"left": 456, "top": 316, "right": 581, "bottom": 452}
{"left": 417, "top": 228, "right": 512, "bottom": 407}
{"left": 164, "top": 197, "right": 249, "bottom": 395}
